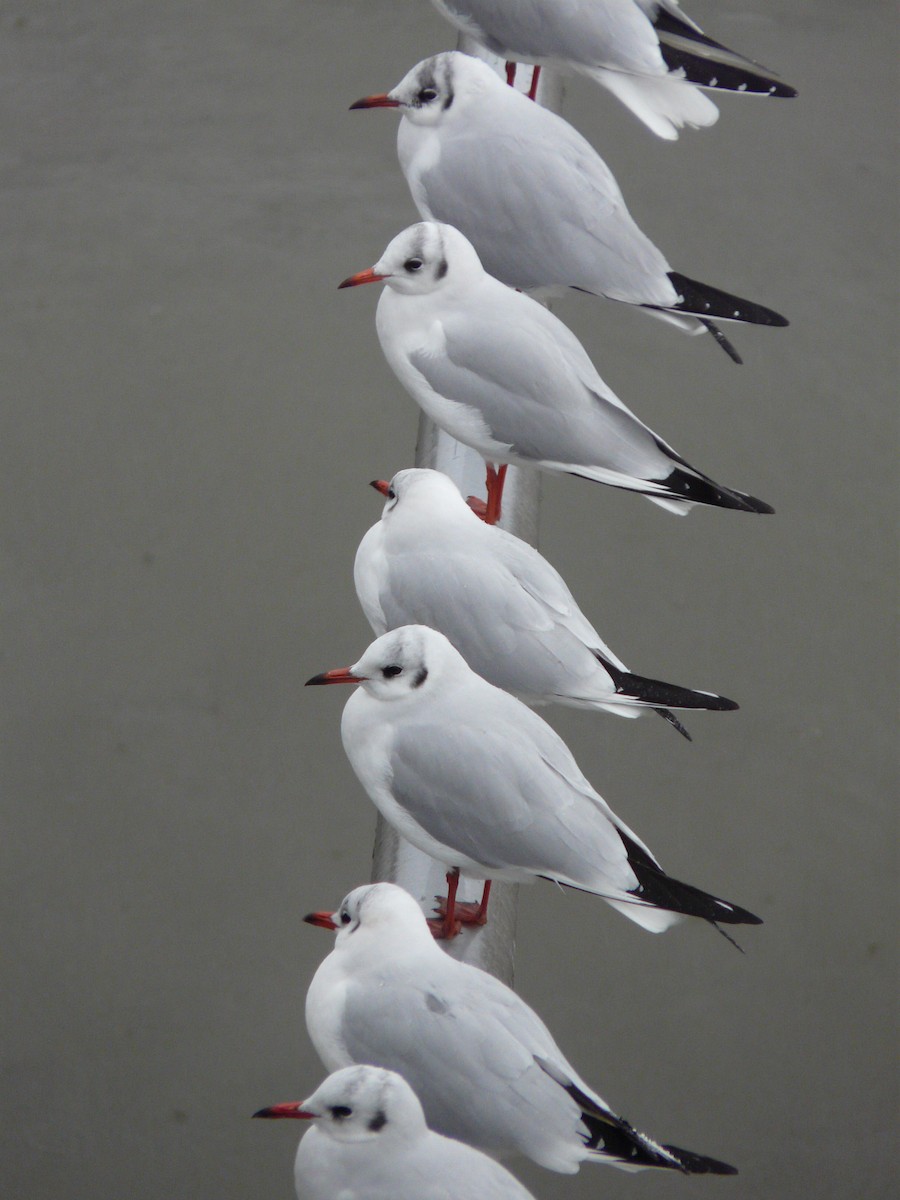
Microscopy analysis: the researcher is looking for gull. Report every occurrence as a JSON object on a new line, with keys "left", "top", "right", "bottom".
{"left": 340, "top": 221, "right": 774, "bottom": 522}
{"left": 420, "top": 0, "right": 796, "bottom": 138}
{"left": 306, "top": 624, "right": 762, "bottom": 938}
{"left": 351, "top": 51, "right": 789, "bottom": 362}
{"left": 254, "top": 1064, "right": 539, "bottom": 1199}
{"left": 302, "top": 882, "right": 740, "bottom": 1173}
{"left": 356, "top": 467, "right": 740, "bottom": 739}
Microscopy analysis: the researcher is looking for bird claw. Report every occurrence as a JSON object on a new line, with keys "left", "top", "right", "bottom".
{"left": 427, "top": 913, "right": 462, "bottom": 940}
{"left": 433, "top": 895, "right": 489, "bottom": 927}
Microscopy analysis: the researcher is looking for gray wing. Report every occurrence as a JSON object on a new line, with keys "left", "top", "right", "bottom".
{"left": 338, "top": 959, "right": 606, "bottom": 1166}
{"left": 409, "top": 306, "right": 674, "bottom": 483}
{"left": 432, "top": 0, "right": 664, "bottom": 73}
{"left": 416, "top": 115, "right": 673, "bottom": 301}
{"left": 371, "top": 538, "right": 625, "bottom": 698}
{"left": 387, "top": 697, "right": 643, "bottom": 891}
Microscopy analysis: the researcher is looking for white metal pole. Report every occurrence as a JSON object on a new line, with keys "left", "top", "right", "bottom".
{"left": 370, "top": 41, "right": 562, "bottom": 983}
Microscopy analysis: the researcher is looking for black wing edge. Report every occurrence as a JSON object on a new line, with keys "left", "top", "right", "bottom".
{"left": 619, "top": 828, "right": 763, "bottom": 927}
{"left": 666, "top": 272, "right": 789, "bottom": 328}
{"left": 593, "top": 650, "right": 739, "bottom": 714}
{"left": 535, "top": 1058, "right": 738, "bottom": 1175}
{"left": 653, "top": 8, "right": 797, "bottom": 98}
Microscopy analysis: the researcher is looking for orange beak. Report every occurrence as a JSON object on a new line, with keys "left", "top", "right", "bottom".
{"left": 370, "top": 479, "right": 391, "bottom": 497}
{"left": 350, "top": 93, "right": 401, "bottom": 110}
{"left": 338, "top": 267, "right": 386, "bottom": 289}
{"left": 253, "top": 1102, "right": 316, "bottom": 1120}
{"left": 305, "top": 667, "right": 363, "bottom": 686}
{"left": 303, "top": 910, "right": 338, "bottom": 930}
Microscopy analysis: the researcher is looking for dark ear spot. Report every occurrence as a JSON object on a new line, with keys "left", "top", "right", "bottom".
{"left": 413, "top": 667, "right": 428, "bottom": 688}
{"left": 436, "top": 260, "right": 448, "bottom": 280}
{"left": 367, "top": 1109, "right": 388, "bottom": 1132}
{"left": 442, "top": 91, "right": 454, "bottom": 111}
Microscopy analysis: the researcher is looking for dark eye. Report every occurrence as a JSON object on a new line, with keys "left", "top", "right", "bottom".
{"left": 339, "top": 910, "right": 351, "bottom": 925}
{"left": 330, "top": 1105, "right": 352, "bottom": 1120}
{"left": 417, "top": 87, "right": 438, "bottom": 103}
{"left": 382, "top": 664, "right": 402, "bottom": 678}
{"left": 387, "top": 487, "right": 396, "bottom": 500}
{"left": 403, "top": 258, "right": 423, "bottom": 272}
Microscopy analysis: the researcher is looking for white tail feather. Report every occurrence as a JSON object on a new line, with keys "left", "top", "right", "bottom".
{"left": 590, "top": 68, "right": 720, "bottom": 139}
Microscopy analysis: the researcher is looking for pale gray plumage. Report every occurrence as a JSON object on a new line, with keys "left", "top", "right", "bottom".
{"left": 371, "top": 51, "right": 788, "bottom": 352}
{"left": 355, "top": 468, "right": 738, "bottom": 730}
{"left": 303, "top": 884, "right": 739, "bottom": 1174}
{"left": 307, "top": 625, "right": 762, "bottom": 934}
{"left": 259, "top": 1065, "right": 538, "bottom": 1199}
{"left": 422, "top": 0, "right": 795, "bottom": 137}
{"left": 348, "top": 222, "right": 773, "bottom": 516}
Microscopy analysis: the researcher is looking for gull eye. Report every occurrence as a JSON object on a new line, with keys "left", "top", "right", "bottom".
{"left": 403, "top": 258, "right": 423, "bottom": 272}
{"left": 339, "top": 910, "right": 351, "bottom": 925}
{"left": 387, "top": 487, "right": 396, "bottom": 500}
{"left": 330, "top": 1105, "right": 352, "bottom": 1120}
{"left": 417, "top": 87, "right": 438, "bottom": 103}
{"left": 382, "top": 664, "right": 402, "bottom": 679}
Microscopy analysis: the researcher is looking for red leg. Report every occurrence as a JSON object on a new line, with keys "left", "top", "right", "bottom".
{"left": 484, "top": 463, "right": 508, "bottom": 526}
{"left": 527, "top": 65, "right": 541, "bottom": 101}
{"left": 452, "top": 880, "right": 492, "bottom": 926}
{"left": 505, "top": 61, "right": 517, "bottom": 87}
{"left": 428, "top": 869, "right": 462, "bottom": 940}
{"left": 432, "top": 879, "right": 493, "bottom": 929}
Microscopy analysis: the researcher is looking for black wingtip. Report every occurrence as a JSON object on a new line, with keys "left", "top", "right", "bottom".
{"left": 594, "top": 653, "right": 740, "bottom": 715}
{"left": 667, "top": 272, "right": 789, "bottom": 328}
{"left": 700, "top": 318, "right": 743, "bottom": 364}
{"left": 619, "top": 829, "right": 763, "bottom": 927}
{"left": 655, "top": 708, "right": 693, "bottom": 740}
{"left": 657, "top": 464, "right": 774, "bottom": 515}
{"left": 663, "top": 1143, "right": 739, "bottom": 1176}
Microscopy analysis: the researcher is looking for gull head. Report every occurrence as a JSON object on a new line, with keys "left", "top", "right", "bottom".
{"left": 307, "top": 882, "right": 434, "bottom": 948}
{"left": 362, "top": 51, "right": 498, "bottom": 128}
{"left": 346, "top": 624, "right": 468, "bottom": 702}
{"left": 254, "top": 1065, "right": 427, "bottom": 1144}
{"left": 372, "top": 467, "right": 470, "bottom": 523}
{"left": 340, "top": 222, "right": 484, "bottom": 297}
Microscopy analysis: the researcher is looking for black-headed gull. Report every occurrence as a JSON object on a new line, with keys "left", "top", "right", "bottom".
{"left": 303, "top": 883, "right": 740, "bottom": 1173}
{"left": 340, "top": 223, "right": 774, "bottom": 523}
{"left": 306, "top": 625, "right": 761, "bottom": 938}
{"left": 351, "top": 51, "right": 789, "bottom": 362}
{"left": 421, "top": 0, "right": 795, "bottom": 138}
{"left": 356, "top": 468, "right": 738, "bottom": 740}
{"left": 254, "top": 1065, "right": 539, "bottom": 1199}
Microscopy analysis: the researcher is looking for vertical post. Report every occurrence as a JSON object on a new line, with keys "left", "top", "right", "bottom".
{"left": 370, "top": 42, "right": 561, "bottom": 984}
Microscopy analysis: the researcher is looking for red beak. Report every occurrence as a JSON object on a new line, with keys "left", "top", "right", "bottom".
{"left": 370, "top": 479, "right": 391, "bottom": 497}
{"left": 304, "top": 910, "right": 338, "bottom": 930}
{"left": 350, "top": 93, "right": 401, "bottom": 110}
{"left": 305, "top": 667, "right": 363, "bottom": 686}
{"left": 338, "top": 267, "right": 386, "bottom": 289}
{"left": 253, "top": 1102, "right": 316, "bottom": 1120}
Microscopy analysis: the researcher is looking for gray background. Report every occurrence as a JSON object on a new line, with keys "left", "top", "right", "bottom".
{"left": 2, "top": 2, "right": 896, "bottom": 1197}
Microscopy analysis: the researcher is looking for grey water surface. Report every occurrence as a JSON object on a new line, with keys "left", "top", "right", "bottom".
{"left": 2, "top": 2, "right": 896, "bottom": 1197}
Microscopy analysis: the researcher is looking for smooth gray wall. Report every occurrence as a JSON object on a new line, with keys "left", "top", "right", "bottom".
{"left": 3, "top": 2, "right": 895, "bottom": 1198}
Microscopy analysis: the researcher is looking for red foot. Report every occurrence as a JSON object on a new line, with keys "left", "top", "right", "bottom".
{"left": 430, "top": 878, "right": 492, "bottom": 940}
{"left": 505, "top": 61, "right": 517, "bottom": 87}
{"left": 466, "top": 495, "right": 489, "bottom": 520}
{"left": 527, "top": 65, "right": 541, "bottom": 102}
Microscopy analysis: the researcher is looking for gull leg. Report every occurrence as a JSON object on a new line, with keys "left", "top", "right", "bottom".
{"left": 452, "top": 880, "right": 492, "bottom": 926}
{"left": 431, "top": 877, "right": 492, "bottom": 936}
{"left": 484, "top": 463, "right": 508, "bottom": 526}
{"left": 527, "top": 65, "right": 542, "bottom": 101}
{"left": 505, "top": 61, "right": 517, "bottom": 87}
{"left": 428, "top": 869, "right": 462, "bottom": 940}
